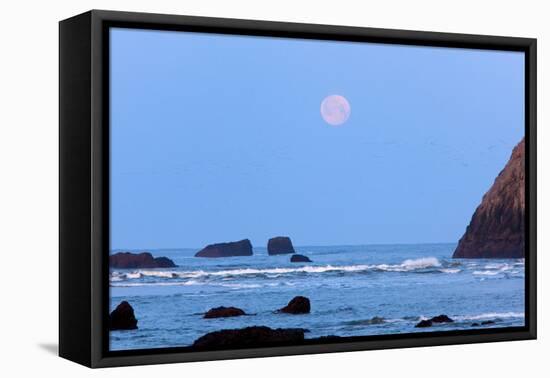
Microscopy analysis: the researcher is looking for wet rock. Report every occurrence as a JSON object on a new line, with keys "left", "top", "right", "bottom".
{"left": 278, "top": 296, "right": 311, "bottom": 314}
{"left": 204, "top": 306, "right": 246, "bottom": 319}
{"left": 290, "top": 254, "right": 312, "bottom": 263}
{"left": 415, "top": 319, "right": 433, "bottom": 328}
{"left": 369, "top": 316, "right": 386, "bottom": 325}
{"left": 195, "top": 239, "right": 253, "bottom": 258}
{"left": 415, "top": 315, "right": 454, "bottom": 328}
{"left": 110, "top": 252, "right": 176, "bottom": 269}
{"left": 192, "top": 326, "right": 306, "bottom": 349}
{"left": 453, "top": 138, "right": 525, "bottom": 258}
{"left": 431, "top": 314, "right": 454, "bottom": 323}
{"left": 109, "top": 301, "right": 138, "bottom": 330}
{"left": 268, "top": 236, "right": 295, "bottom": 255}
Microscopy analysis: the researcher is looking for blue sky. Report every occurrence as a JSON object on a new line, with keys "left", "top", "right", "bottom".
{"left": 110, "top": 28, "right": 524, "bottom": 249}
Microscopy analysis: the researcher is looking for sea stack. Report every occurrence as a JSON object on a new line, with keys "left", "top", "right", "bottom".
{"left": 195, "top": 239, "right": 253, "bottom": 258}
{"left": 453, "top": 138, "right": 525, "bottom": 258}
{"left": 278, "top": 296, "right": 311, "bottom": 314}
{"left": 109, "top": 301, "right": 138, "bottom": 330}
{"left": 267, "top": 236, "right": 295, "bottom": 255}
{"left": 110, "top": 252, "right": 177, "bottom": 269}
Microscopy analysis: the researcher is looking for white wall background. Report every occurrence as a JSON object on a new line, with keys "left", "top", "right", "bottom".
{"left": 0, "top": 0, "right": 547, "bottom": 376}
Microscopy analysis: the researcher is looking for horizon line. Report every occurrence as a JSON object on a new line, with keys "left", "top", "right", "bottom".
{"left": 110, "top": 241, "right": 458, "bottom": 252}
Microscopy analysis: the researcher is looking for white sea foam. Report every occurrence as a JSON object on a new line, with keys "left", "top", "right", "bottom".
{"left": 110, "top": 280, "right": 203, "bottom": 287}
{"left": 473, "top": 270, "right": 501, "bottom": 276}
{"left": 400, "top": 257, "right": 441, "bottom": 270}
{"left": 109, "top": 257, "right": 449, "bottom": 284}
{"left": 455, "top": 312, "right": 524, "bottom": 321}
{"left": 439, "top": 268, "right": 461, "bottom": 274}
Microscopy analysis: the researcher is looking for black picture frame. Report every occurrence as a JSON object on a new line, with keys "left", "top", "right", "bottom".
{"left": 59, "top": 9, "right": 537, "bottom": 368}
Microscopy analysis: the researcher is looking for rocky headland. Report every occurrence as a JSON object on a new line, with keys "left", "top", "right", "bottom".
{"left": 453, "top": 138, "right": 525, "bottom": 258}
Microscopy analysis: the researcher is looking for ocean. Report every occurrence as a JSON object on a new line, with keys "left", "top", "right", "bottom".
{"left": 109, "top": 243, "right": 525, "bottom": 351}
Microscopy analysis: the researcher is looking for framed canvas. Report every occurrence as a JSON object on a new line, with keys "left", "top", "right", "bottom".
{"left": 59, "top": 10, "right": 537, "bottom": 368}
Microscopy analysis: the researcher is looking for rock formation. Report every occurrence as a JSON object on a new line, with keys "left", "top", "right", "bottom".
{"left": 204, "top": 306, "right": 246, "bottom": 319}
{"left": 109, "top": 301, "right": 138, "bottom": 330}
{"left": 195, "top": 239, "right": 253, "bottom": 258}
{"left": 109, "top": 252, "right": 177, "bottom": 269}
{"left": 290, "top": 254, "right": 312, "bottom": 263}
{"left": 268, "top": 236, "right": 295, "bottom": 255}
{"left": 414, "top": 314, "right": 454, "bottom": 328}
{"left": 278, "top": 296, "right": 311, "bottom": 314}
{"left": 453, "top": 138, "right": 525, "bottom": 258}
{"left": 192, "top": 326, "right": 306, "bottom": 349}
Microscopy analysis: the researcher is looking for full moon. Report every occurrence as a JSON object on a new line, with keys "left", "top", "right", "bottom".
{"left": 320, "top": 94, "right": 351, "bottom": 126}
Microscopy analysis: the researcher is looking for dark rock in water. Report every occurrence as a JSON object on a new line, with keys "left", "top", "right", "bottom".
{"left": 345, "top": 316, "right": 386, "bottom": 326}
{"left": 290, "top": 254, "right": 312, "bottom": 263}
{"left": 268, "top": 236, "right": 295, "bottom": 255}
{"left": 110, "top": 252, "right": 176, "bottom": 269}
{"left": 431, "top": 314, "right": 454, "bottom": 323}
{"left": 369, "top": 316, "right": 386, "bottom": 325}
{"left": 415, "top": 314, "right": 454, "bottom": 328}
{"left": 415, "top": 314, "right": 453, "bottom": 328}
{"left": 204, "top": 306, "right": 246, "bottom": 319}
{"left": 109, "top": 301, "right": 138, "bottom": 330}
{"left": 481, "top": 320, "right": 496, "bottom": 325}
{"left": 453, "top": 138, "right": 525, "bottom": 258}
{"left": 278, "top": 296, "right": 311, "bottom": 314}
{"left": 192, "top": 326, "right": 306, "bottom": 349}
{"left": 195, "top": 239, "right": 253, "bottom": 258}
{"left": 415, "top": 319, "right": 433, "bottom": 328}
{"left": 471, "top": 323, "right": 480, "bottom": 327}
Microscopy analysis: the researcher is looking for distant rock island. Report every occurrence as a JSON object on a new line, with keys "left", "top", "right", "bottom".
{"left": 268, "top": 236, "right": 295, "bottom": 255}
{"left": 195, "top": 239, "right": 253, "bottom": 258}
{"left": 453, "top": 138, "right": 525, "bottom": 258}
{"left": 110, "top": 252, "right": 176, "bottom": 269}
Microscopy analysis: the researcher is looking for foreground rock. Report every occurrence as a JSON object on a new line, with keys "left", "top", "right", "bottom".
{"left": 278, "top": 296, "right": 311, "bottom": 314}
{"left": 110, "top": 252, "right": 176, "bottom": 269}
{"left": 415, "top": 314, "right": 454, "bottom": 328}
{"left": 204, "top": 306, "right": 246, "bottom": 319}
{"left": 453, "top": 138, "right": 525, "bottom": 258}
{"left": 109, "top": 301, "right": 138, "bottom": 330}
{"left": 290, "top": 254, "right": 312, "bottom": 263}
{"left": 268, "top": 236, "right": 295, "bottom": 255}
{"left": 195, "top": 239, "right": 253, "bottom": 258}
{"left": 192, "top": 326, "right": 306, "bottom": 349}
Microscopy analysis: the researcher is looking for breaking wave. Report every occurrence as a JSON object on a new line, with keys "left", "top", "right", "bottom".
{"left": 109, "top": 257, "right": 452, "bottom": 287}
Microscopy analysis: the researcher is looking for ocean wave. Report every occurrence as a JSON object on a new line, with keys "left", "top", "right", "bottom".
{"left": 473, "top": 270, "right": 501, "bottom": 276}
{"left": 455, "top": 312, "right": 524, "bottom": 321}
{"left": 439, "top": 268, "right": 461, "bottom": 274}
{"left": 111, "top": 280, "right": 203, "bottom": 287}
{"left": 109, "top": 257, "right": 447, "bottom": 284}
